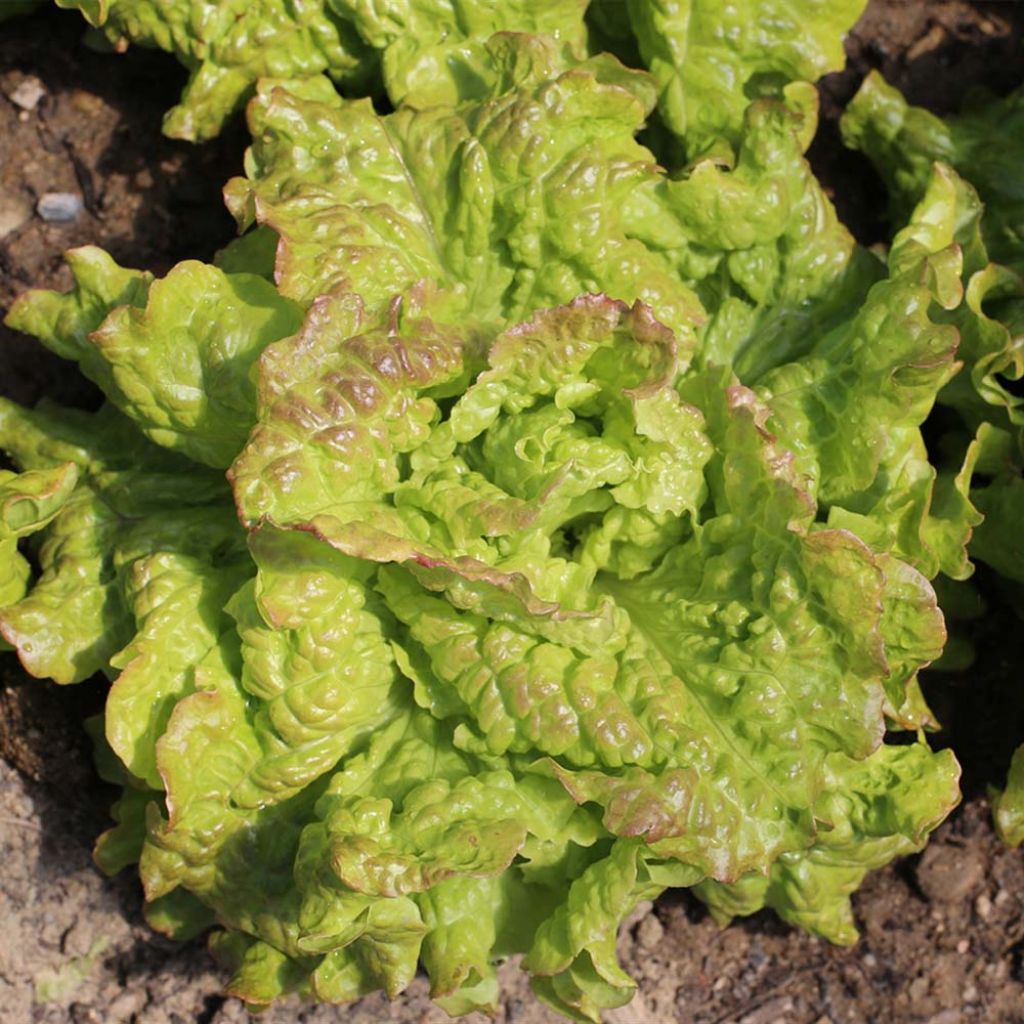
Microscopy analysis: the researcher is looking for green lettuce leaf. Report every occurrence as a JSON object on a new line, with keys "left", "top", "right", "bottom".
{"left": 993, "top": 745, "right": 1024, "bottom": 847}
{"left": 331, "top": 0, "right": 589, "bottom": 107}
{"left": 0, "top": 398, "right": 237, "bottom": 683}
{"left": 223, "top": 50, "right": 704, "bottom": 344}
{"left": 632, "top": 97, "right": 880, "bottom": 377}
{"left": 4, "top": 246, "right": 152, "bottom": 367}
{"left": 232, "top": 292, "right": 954, "bottom": 964}
{"left": 598, "top": 0, "right": 866, "bottom": 153}
{"left": 842, "top": 71, "right": 1024, "bottom": 273}
{"left": 697, "top": 742, "right": 960, "bottom": 943}
{"left": 106, "top": 550, "right": 251, "bottom": 789}
{"left": 8, "top": 253, "right": 305, "bottom": 468}
{"left": 0, "top": 463, "right": 79, "bottom": 611}
{"left": 55, "top": 0, "right": 377, "bottom": 140}
{"left": 967, "top": 424, "right": 1024, "bottom": 585}
{"left": 756, "top": 162, "right": 986, "bottom": 583}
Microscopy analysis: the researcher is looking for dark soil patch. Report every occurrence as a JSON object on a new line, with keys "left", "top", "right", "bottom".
{"left": 1, "top": 4, "right": 1023, "bottom": 1024}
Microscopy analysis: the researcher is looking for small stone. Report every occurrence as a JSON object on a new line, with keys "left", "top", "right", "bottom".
{"left": 915, "top": 845, "right": 985, "bottom": 904}
{"left": 962, "top": 985, "right": 978, "bottom": 1003}
{"left": 956, "top": 939, "right": 969, "bottom": 954}
{"left": 107, "top": 990, "right": 147, "bottom": 1021}
{"left": 909, "top": 975, "right": 930, "bottom": 1002}
{"left": 926, "top": 1011, "right": 962, "bottom": 1024}
{"left": 636, "top": 914, "right": 664, "bottom": 951}
{"left": 0, "top": 193, "right": 32, "bottom": 238}
{"left": 8, "top": 74, "right": 45, "bottom": 111}
{"left": 974, "top": 893, "right": 993, "bottom": 920}
{"left": 995, "top": 888, "right": 1011, "bottom": 907}
{"left": 36, "top": 192, "right": 83, "bottom": 223}
{"left": 862, "top": 953, "right": 877, "bottom": 968}
{"left": 63, "top": 919, "right": 95, "bottom": 958}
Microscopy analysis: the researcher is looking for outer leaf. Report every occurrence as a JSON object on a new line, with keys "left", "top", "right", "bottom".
{"left": 969, "top": 425, "right": 1024, "bottom": 584}
{"left": 842, "top": 72, "right": 1024, "bottom": 272}
{"left": 0, "top": 395, "right": 184, "bottom": 475}
{"left": 223, "top": 49, "right": 705, "bottom": 344}
{"left": 526, "top": 839, "right": 661, "bottom": 1022}
{"left": 106, "top": 551, "right": 252, "bottom": 789}
{"left": 0, "top": 463, "right": 79, "bottom": 609}
{"left": 225, "top": 528, "right": 403, "bottom": 808}
{"left": 143, "top": 889, "right": 217, "bottom": 941}
{"left": 89, "top": 262, "right": 304, "bottom": 467}
{"left": 993, "top": 745, "right": 1024, "bottom": 847}
{"left": 0, "top": 487, "right": 128, "bottom": 683}
{"left": 331, "top": 0, "right": 589, "bottom": 106}
{"left": 139, "top": 663, "right": 320, "bottom": 962}
{"left": 758, "top": 164, "right": 980, "bottom": 581}
{"left": 625, "top": 97, "right": 878, "bottom": 378}
{"left": 0, "top": 399, "right": 237, "bottom": 683}
{"left": 93, "top": 786, "right": 158, "bottom": 876}
{"left": 56, "top": 0, "right": 376, "bottom": 140}
{"left": 417, "top": 878, "right": 500, "bottom": 1014}
{"left": 215, "top": 934, "right": 312, "bottom": 1006}
{"left": 4, "top": 246, "right": 152, "bottom": 367}
{"left": 697, "top": 743, "right": 960, "bottom": 943}
{"left": 619, "top": 0, "right": 866, "bottom": 152}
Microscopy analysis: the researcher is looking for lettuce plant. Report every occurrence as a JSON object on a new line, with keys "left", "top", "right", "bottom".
{"left": 1, "top": 5, "right": 1008, "bottom": 1021}
{"left": 843, "top": 75, "right": 1024, "bottom": 846}
{"left": 2, "top": 269, "right": 960, "bottom": 1019}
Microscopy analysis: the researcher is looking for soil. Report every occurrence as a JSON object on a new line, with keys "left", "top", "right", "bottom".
{"left": 1, "top": 4, "right": 1024, "bottom": 1024}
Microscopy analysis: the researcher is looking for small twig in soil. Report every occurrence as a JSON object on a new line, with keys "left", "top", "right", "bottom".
{"left": 61, "top": 138, "right": 100, "bottom": 218}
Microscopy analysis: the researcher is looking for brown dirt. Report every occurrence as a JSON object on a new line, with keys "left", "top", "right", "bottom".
{"left": 2, "top": 4, "right": 1023, "bottom": 1024}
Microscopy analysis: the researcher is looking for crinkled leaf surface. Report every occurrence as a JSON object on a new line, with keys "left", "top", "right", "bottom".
{"left": 697, "top": 742, "right": 959, "bottom": 943}
{"left": 755, "top": 162, "right": 988, "bottom": 583}
{"left": 224, "top": 50, "right": 877, "bottom": 378}
{"left": 224, "top": 47, "right": 704, "bottom": 346}
{"left": 0, "top": 24, "right": 977, "bottom": 1020}
{"left": 56, "top": 0, "right": 377, "bottom": 140}
{"left": 225, "top": 294, "right": 955, "bottom": 1016}
{"left": 0, "top": 398, "right": 237, "bottom": 683}
{"left": 8, "top": 254, "right": 305, "bottom": 468}
{"left": 3, "top": 287, "right": 962, "bottom": 1020}
{"left": 605, "top": 0, "right": 866, "bottom": 153}
{"left": 331, "top": 0, "right": 589, "bottom": 107}
{"left": 0, "top": 463, "right": 79, "bottom": 611}
{"left": 843, "top": 77, "right": 1024, "bottom": 854}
